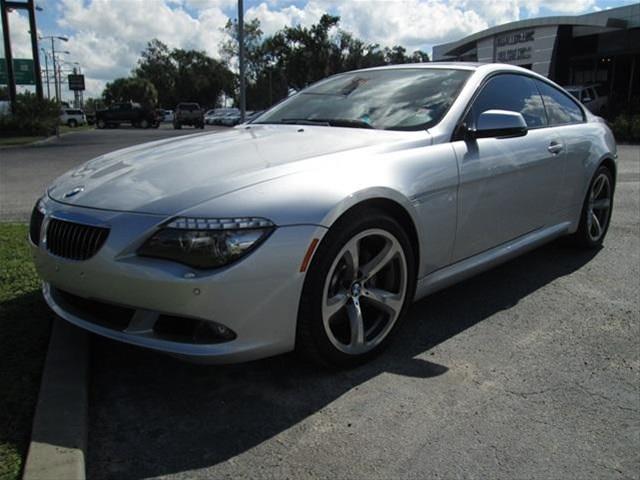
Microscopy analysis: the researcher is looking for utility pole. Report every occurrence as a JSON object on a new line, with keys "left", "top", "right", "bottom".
{"left": 41, "top": 47, "right": 49, "bottom": 98}
{"left": 238, "top": 0, "right": 245, "bottom": 122}
{"left": 51, "top": 37, "right": 59, "bottom": 102}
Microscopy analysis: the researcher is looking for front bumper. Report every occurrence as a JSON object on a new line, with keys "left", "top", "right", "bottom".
{"left": 32, "top": 200, "right": 326, "bottom": 363}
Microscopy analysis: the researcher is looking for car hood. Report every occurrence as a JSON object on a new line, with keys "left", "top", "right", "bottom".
{"left": 48, "top": 125, "right": 410, "bottom": 215}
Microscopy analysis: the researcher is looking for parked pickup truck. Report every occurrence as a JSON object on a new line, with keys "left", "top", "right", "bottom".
{"left": 95, "top": 102, "right": 159, "bottom": 129}
{"left": 174, "top": 102, "right": 205, "bottom": 129}
{"left": 565, "top": 85, "right": 608, "bottom": 115}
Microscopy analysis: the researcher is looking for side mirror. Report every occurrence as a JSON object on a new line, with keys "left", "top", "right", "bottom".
{"left": 470, "top": 110, "right": 528, "bottom": 139}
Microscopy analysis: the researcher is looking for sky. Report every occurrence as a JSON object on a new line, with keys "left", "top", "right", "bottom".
{"left": 1, "top": 0, "right": 636, "bottom": 101}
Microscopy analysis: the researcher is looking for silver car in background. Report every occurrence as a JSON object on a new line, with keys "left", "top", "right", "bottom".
{"left": 30, "top": 63, "right": 616, "bottom": 367}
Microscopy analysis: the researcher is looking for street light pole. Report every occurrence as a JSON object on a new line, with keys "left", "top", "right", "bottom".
{"left": 41, "top": 35, "right": 68, "bottom": 104}
{"left": 50, "top": 37, "right": 59, "bottom": 102}
{"left": 40, "top": 47, "right": 50, "bottom": 98}
{"left": 238, "top": 0, "right": 245, "bottom": 122}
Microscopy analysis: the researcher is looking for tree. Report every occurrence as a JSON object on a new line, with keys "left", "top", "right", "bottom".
{"left": 237, "top": 15, "right": 431, "bottom": 109}
{"left": 135, "top": 40, "right": 178, "bottom": 108}
{"left": 129, "top": 39, "right": 235, "bottom": 109}
{"left": 171, "top": 48, "right": 235, "bottom": 107}
{"left": 221, "top": 18, "right": 265, "bottom": 81}
{"left": 103, "top": 77, "right": 158, "bottom": 107}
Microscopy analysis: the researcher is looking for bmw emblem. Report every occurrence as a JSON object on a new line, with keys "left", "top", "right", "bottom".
{"left": 64, "top": 186, "right": 85, "bottom": 198}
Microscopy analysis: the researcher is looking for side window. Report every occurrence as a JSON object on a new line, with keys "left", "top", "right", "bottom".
{"left": 468, "top": 74, "right": 547, "bottom": 128}
{"left": 534, "top": 80, "right": 584, "bottom": 125}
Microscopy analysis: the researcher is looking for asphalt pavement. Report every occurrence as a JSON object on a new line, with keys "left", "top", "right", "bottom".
{"left": 1, "top": 128, "right": 638, "bottom": 479}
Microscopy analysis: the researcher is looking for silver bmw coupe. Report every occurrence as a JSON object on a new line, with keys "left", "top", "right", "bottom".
{"left": 30, "top": 63, "right": 617, "bottom": 366}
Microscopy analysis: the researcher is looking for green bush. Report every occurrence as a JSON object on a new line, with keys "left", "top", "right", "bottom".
{"left": 0, "top": 93, "right": 60, "bottom": 137}
{"left": 630, "top": 115, "right": 640, "bottom": 142}
{"left": 611, "top": 115, "right": 631, "bottom": 141}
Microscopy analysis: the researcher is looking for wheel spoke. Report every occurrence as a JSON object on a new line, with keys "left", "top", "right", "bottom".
{"left": 593, "top": 198, "right": 610, "bottom": 210}
{"left": 324, "top": 291, "right": 348, "bottom": 319}
{"left": 592, "top": 176, "right": 605, "bottom": 198}
{"left": 343, "top": 238, "right": 360, "bottom": 281}
{"left": 362, "top": 287, "right": 403, "bottom": 317}
{"left": 361, "top": 238, "right": 399, "bottom": 281}
{"left": 590, "top": 211, "right": 602, "bottom": 238}
{"left": 346, "top": 298, "right": 365, "bottom": 348}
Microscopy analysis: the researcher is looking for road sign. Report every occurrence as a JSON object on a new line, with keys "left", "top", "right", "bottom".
{"left": 0, "top": 58, "right": 36, "bottom": 85}
{"left": 68, "top": 74, "right": 85, "bottom": 91}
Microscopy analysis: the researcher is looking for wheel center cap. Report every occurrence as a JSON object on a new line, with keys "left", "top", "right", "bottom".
{"left": 350, "top": 282, "right": 362, "bottom": 298}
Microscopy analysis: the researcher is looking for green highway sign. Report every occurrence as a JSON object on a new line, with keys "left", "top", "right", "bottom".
{"left": 0, "top": 58, "right": 36, "bottom": 85}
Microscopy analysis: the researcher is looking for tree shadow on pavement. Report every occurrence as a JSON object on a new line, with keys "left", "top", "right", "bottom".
{"left": 87, "top": 242, "right": 600, "bottom": 479}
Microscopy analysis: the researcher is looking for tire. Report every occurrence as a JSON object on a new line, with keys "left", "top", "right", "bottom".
{"left": 140, "top": 119, "right": 149, "bottom": 129}
{"left": 297, "top": 208, "right": 416, "bottom": 367}
{"left": 199, "top": 123, "right": 205, "bottom": 129}
{"left": 174, "top": 123, "right": 181, "bottom": 130}
{"left": 567, "top": 165, "right": 614, "bottom": 248}
{"left": 97, "top": 119, "right": 106, "bottom": 129}
{"left": 67, "top": 119, "right": 77, "bottom": 128}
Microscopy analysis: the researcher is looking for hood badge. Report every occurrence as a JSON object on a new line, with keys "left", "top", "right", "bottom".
{"left": 64, "top": 186, "right": 85, "bottom": 198}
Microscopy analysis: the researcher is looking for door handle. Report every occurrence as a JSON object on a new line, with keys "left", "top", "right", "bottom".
{"left": 548, "top": 142, "right": 564, "bottom": 155}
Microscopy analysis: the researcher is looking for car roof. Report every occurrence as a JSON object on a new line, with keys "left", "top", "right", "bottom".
{"left": 336, "top": 62, "right": 551, "bottom": 78}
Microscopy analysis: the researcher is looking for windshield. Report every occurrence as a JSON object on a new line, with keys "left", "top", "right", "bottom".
{"left": 254, "top": 68, "right": 471, "bottom": 131}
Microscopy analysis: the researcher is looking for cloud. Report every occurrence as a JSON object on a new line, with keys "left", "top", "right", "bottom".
{"left": 245, "top": 1, "right": 326, "bottom": 36}
{"left": 54, "top": 0, "right": 230, "bottom": 97}
{"left": 1, "top": 10, "right": 35, "bottom": 58}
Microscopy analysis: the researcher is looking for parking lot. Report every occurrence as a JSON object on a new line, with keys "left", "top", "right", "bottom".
{"left": 1, "top": 129, "right": 638, "bottom": 479}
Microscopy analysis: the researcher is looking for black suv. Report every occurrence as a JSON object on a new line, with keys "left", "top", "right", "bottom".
{"left": 95, "top": 102, "right": 159, "bottom": 129}
{"left": 174, "top": 103, "right": 205, "bottom": 129}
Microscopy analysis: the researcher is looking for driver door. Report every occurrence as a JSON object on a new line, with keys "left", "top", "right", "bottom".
{"left": 451, "top": 73, "right": 565, "bottom": 261}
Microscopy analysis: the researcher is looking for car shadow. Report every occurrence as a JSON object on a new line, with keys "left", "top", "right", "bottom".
{"left": 87, "top": 242, "right": 600, "bottom": 479}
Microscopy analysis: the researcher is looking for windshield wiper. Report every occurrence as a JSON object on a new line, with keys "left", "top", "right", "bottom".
{"left": 280, "top": 118, "right": 330, "bottom": 126}
{"left": 278, "top": 118, "right": 374, "bottom": 129}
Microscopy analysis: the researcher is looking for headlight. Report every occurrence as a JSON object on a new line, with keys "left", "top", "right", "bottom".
{"left": 29, "top": 198, "right": 46, "bottom": 246}
{"left": 137, "top": 217, "right": 275, "bottom": 269}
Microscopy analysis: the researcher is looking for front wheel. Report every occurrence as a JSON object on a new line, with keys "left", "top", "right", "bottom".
{"left": 297, "top": 209, "right": 416, "bottom": 367}
{"left": 568, "top": 165, "right": 614, "bottom": 248}
{"left": 97, "top": 119, "right": 106, "bottom": 129}
{"left": 140, "top": 119, "right": 149, "bottom": 129}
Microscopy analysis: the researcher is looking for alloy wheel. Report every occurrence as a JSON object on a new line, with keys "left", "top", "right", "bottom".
{"left": 321, "top": 228, "right": 408, "bottom": 355}
{"left": 587, "top": 172, "right": 612, "bottom": 242}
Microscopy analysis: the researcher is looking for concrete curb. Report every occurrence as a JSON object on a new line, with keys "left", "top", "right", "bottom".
{"left": 0, "top": 129, "right": 91, "bottom": 150}
{"left": 22, "top": 318, "right": 89, "bottom": 480}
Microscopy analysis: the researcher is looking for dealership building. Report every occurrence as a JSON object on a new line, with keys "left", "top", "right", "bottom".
{"left": 433, "top": 4, "right": 639, "bottom": 101}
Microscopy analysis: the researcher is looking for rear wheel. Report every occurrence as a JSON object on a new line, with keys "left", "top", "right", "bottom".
{"left": 97, "top": 119, "right": 106, "bottom": 129}
{"left": 174, "top": 122, "right": 181, "bottom": 130}
{"left": 568, "top": 165, "right": 614, "bottom": 248}
{"left": 140, "top": 119, "right": 149, "bottom": 129}
{"left": 297, "top": 209, "right": 415, "bottom": 367}
{"left": 67, "top": 119, "right": 77, "bottom": 128}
